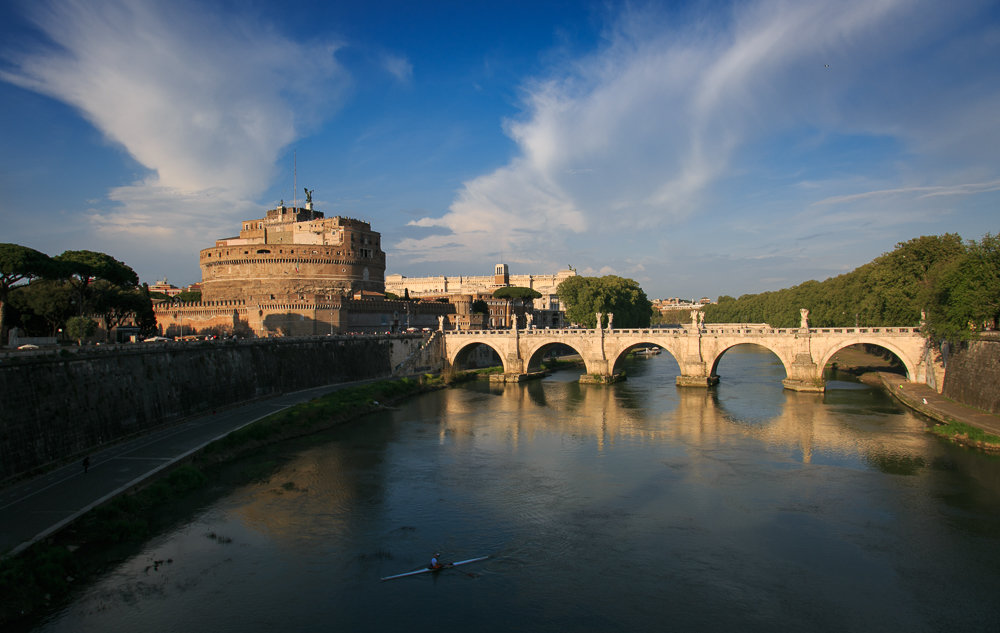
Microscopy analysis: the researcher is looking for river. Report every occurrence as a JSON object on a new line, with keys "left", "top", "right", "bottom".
{"left": 32, "top": 346, "right": 1000, "bottom": 632}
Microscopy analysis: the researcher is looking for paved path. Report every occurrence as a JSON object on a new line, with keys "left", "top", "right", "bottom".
{"left": 0, "top": 380, "right": 380, "bottom": 558}
{"left": 877, "top": 373, "right": 1000, "bottom": 437}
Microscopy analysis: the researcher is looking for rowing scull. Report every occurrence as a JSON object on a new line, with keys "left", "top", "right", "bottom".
{"left": 380, "top": 556, "right": 489, "bottom": 581}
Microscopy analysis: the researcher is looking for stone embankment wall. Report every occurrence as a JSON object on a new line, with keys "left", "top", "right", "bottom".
{"left": 0, "top": 335, "right": 430, "bottom": 482}
{"left": 942, "top": 334, "right": 1000, "bottom": 415}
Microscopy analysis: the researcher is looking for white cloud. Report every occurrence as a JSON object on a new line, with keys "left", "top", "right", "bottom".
{"left": 1, "top": 0, "right": 349, "bottom": 239}
{"left": 382, "top": 53, "right": 413, "bottom": 84}
{"left": 393, "top": 0, "right": 1000, "bottom": 286}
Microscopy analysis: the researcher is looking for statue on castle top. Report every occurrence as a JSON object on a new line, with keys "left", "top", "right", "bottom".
{"left": 304, "top": 188, "right": 313, "bottom": 204}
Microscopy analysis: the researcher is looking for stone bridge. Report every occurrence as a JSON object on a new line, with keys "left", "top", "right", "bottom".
{"left": 442, "top": 320, "right": 942, "bottom": 392}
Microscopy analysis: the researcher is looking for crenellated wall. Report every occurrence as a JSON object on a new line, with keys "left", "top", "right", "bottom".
{"left": 0, "top": 336, "right": 427, "bottom": 482}
{"left": 942, "top": 334, "right": 1000, "bottom": 415}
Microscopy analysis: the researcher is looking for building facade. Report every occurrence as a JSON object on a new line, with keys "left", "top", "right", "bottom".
{"left": 386, "top": 264, "right": 576, "bottom": 328}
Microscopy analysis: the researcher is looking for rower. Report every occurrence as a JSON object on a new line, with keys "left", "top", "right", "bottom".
{"left": 429, "top": 553, "right": 443, "bottom": 570}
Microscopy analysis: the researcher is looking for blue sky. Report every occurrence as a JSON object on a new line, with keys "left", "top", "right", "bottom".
{"left": 1, "top": 0, "right": 998, "bottom": 300}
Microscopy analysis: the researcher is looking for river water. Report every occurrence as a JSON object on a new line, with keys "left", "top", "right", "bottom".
{"left": 33, "top": 347, "right": 1000, "bottom": 632}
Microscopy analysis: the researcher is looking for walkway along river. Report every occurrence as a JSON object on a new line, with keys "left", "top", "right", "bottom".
{"left": 26, "top": 347, "right": 1000, "bottom": 632}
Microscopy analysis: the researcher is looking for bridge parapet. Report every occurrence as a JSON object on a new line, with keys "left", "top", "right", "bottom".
{"left": 440, "top": 325, "right": 938, "bottom": 392}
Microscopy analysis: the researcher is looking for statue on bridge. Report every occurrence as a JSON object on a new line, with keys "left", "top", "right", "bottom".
{"left": 800, "top": 308, "right": 810, "bottom": 330}
{"left": 607, "top": 312, "right": 613, "bottom": 331}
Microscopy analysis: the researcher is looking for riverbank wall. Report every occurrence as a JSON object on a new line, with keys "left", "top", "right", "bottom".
{"left": 0, "top": 335, "right": 429, "bottom": 482}
{"left": 942, "top": 334, "right": 1000, "bottom": 416}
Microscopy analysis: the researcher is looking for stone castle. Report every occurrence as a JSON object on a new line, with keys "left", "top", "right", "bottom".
{"left": 153, "top": 201, "right": 575, "bottom": 337}
{"left": 200, "top": 202, "right": 385, "bottom": 301}
{"left": 154, "top": 202, "right": 449, "bottom": 337}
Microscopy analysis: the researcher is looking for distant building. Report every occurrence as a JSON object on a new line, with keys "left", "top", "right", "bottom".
{"left": 386, "top": 264, "right": 576, "bottom": 328}
{"left": 149, "top": 278, "right": 182, "bottom": 297}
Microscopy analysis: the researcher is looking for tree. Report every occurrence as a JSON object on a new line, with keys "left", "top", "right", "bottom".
{"left": 9, "top": 280, "right": 76, "bottom": 336}
{"left": 91, "top": 280, "right": 156, "bottom": 341}
{"left": 65, "top": 315, "right": 97, "bottom": 345}
{"left": 557, "top": 275, "right": 652, "bottom": 328}
{"left": 702, "top": 234, "right": 967, "bottom": 328}
{"left": 493, "top": 286, "right": 542, "bottom": 300}
{"left": 0, "top": 244, "right": 55, "bottom": 342}
{"left": 175, "top": 290, "right": 202, "bottom": 302}
{"left": 55, "top": 250, "right": 139, "bottom": 315}
{"left": 925, "top": 234, "right": 1000, "bottom": 340}
{"left": 471, "top": 299, "right": 489, "bottom": 315}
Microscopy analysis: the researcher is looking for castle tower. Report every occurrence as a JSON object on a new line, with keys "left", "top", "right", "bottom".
{"left": 494, "top": 263, "right": 509, "bottom": 287}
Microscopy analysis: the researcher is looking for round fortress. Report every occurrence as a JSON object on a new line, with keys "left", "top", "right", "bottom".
{"left": 199, "top": 203, "right": 386, "bottom": 302}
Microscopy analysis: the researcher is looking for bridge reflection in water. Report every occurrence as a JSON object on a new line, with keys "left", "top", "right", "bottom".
{"left": 432, "top": 347, "right": 930, "bottom": 467}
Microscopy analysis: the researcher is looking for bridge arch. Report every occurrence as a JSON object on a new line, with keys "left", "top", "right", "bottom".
{"left": 608, "top": 341, "right": 682, "bottom": 376}
{"left": 447, "top": 340, "right": 507, "bottom": 373}
{"left": 707, "top": 343, "right": 791, "bottom": 383}
{"left": 524, "top": 341, "right": 587, "bottom": 373}
{"left": 816, "top": 338, "right": 916, "bottom": 381}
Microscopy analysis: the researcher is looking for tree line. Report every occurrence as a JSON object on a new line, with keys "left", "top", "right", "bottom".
{"left": 701, "top": 234, "right": 999, "bottom": 341}
{"left": 0, "top": 243, "right": 156, "bottom": 344}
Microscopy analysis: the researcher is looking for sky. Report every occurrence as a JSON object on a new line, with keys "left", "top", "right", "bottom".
{"left": 1, "top": 0, "right": 998, "bottom": 301}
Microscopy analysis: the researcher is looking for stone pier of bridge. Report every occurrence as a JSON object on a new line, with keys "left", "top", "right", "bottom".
{"left": 440, "top": 314, "right": 943, "bottom": 393}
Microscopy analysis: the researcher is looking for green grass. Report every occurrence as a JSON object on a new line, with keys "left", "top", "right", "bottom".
{"left": 930, "top": 421, "right": 1000, "bottom": 446}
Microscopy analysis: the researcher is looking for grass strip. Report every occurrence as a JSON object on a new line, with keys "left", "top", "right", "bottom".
{"left": 929, "top": 420, "right": 1000, "bottom": 450}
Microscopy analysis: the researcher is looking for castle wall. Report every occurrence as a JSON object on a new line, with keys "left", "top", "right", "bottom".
{"left": 0, "top": 336, "right": 431, "bottom": 481}
{"left": 942, "top": 334, "right": 1000, "bottom": 415}
{"left": 154, "top": 298, "right": 454, "bottom": 338}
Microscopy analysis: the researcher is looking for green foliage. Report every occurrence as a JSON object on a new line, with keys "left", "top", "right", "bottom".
{"left": 930, "top": 420, "right": 1000, "bottom": 446}
{"left": 557, "top": 275, "right": 652, "bottom": 328}
{"left": 55, "top": 250, "right": 139, "bottom": 288}
{"left": 471, "top": 299, "right": 489, "bottom": 315}
{"left": 175, "top": 290, "right": 202, "bottom": 302}
{"left": 9, "top": 280, "right": 76, "bottom": 336}
{"left": 0, "top": 243, "right": 56, "bottom": 341}
{"left": 703, "top": 234, "right": 970, "bottom": 329}
{"left": 923, "top": 234, "right": 1000, "bottom": 340}
{"left": 493, "top": 286, "right": 542, "bottom": 300}
{"left": 66, "top": 316, "right": 97, "bottom": 344}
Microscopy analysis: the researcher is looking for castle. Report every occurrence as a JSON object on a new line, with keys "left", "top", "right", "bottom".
{"left": 153, "top": 201, "right": 575, "bottom": 337}
{"left": 200, "top": 202, "right": 386, "bottom": 302}
{"left": 154, "top": 202, "right": 449, "bottom": 337}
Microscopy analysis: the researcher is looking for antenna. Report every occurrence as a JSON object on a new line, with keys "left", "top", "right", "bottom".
{"left": 293, "top": 150, "right": 297, "bottom": 208}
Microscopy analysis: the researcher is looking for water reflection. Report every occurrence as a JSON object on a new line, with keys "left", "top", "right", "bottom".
{"left": 32, "top": 349, "right": 1000, "bottom": 633}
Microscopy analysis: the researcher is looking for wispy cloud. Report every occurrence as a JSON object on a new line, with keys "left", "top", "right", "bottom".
{"left": 814, "top": 179, "right": 1000, "bottom": 206}
{"left": 381, "top": 53, "right": 413, "bottom": 84}
{"left": 393, "top": 0, "right": 1000, "bottom": 281}
{"left": 1, "top": 0, "right": 349, "bottom": 240}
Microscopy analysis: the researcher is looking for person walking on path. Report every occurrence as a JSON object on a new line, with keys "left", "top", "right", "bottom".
{"left": 82, "top": 456, "right": 90, "bottom": 473}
